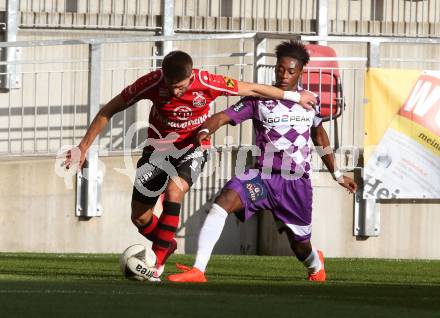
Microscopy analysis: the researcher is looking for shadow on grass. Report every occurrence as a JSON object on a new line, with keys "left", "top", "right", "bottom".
{"left": 0, "top": 278, "right": 439, "bottom": 318}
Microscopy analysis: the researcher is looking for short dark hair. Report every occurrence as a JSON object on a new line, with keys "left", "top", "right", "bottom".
{"left": 162, "top": 50, "right": 193, "bottom": 82}
{"left": 275, "top": 40, "right": 310, "bottom": 68}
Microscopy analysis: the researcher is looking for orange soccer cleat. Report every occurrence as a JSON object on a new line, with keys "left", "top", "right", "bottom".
{"left": 175, "top": 263, "right": 191, "bottom": 272}
{"left": 308, "top": 250, "right": 326, "bottom": 282}
{"left": 167, "top": 267, "right": 207, "bottom": 283}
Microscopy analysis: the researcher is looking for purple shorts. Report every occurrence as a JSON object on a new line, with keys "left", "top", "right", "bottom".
{"left": 224, "top": 170, "right": 313, "bottom": 242}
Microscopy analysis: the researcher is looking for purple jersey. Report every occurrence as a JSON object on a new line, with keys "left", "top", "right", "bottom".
{"left": 224, "top": 89, "right": 322, "bottom": 178}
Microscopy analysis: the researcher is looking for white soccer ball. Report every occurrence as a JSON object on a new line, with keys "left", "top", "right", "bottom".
{"left": 119, "top": 244, "right": 157, "bottom": 281}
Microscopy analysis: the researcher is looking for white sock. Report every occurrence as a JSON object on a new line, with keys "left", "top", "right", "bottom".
{"left": 193, "top": 203, "right": 228, "bottom": 272}
{"left": 302, "top": 248, "right": 322, "bottom": 274}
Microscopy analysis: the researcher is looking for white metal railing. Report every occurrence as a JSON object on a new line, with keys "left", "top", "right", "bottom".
{"left": 11, "top": 0, "right": 315, "bottom": 33}
{"left": 17, "top": 0, "right": 159, "bottom": 15}
{"left": 174, "top": 0, "right": 316, "bottom": 33}
{"left": 2, "top": 33, "right": 440, "bottom": 165}
{"left": 16, "top": 0, "right": 161, "bottom": 30}
{"left": 330, "top": 0, "right": 440, "bottom": 37}
{"left": 3, "top": 0, "right": 438, "bottom": 37}
{"left": 0, "top": 36, "right": 253, "bottom": 157}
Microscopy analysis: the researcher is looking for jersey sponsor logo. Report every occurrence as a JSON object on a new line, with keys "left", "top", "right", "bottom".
{"left": 192, "top": 91, "right": 207, "bottom": 107}
{"left": 151, "top": 107, "right": 208, "bottom": 129}
{"left": 223, "top": 76, "right": 236, "bottom": 89}
{"left": 264, "top": 111, "right": 314, "bottom": 127}
{"left": 233, "top": 102, "right": 245, "bottom": 112}
{"left": 168, "top": 114, "right": 209, "bottom": 129}
{"left": 173, "top": 106, "right": 193, "bottom": 121}
{"left": 244, "top": 176, "right": 267, "bottom": 203}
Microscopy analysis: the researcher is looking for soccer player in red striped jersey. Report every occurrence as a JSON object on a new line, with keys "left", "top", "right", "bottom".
{"left": 63, "top": 50, "right": 317, "bottom": 281}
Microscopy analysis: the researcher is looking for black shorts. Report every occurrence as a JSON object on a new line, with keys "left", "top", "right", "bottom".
{"left": 131, "top": 147, "right": 209, "bottom": 205}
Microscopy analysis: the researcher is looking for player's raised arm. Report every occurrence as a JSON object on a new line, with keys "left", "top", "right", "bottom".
{"left": 63, "top": 94, "right": 129, "bottom": 169}
{"left": 196, "top": 96, "right": 256, "bottom": 147}
{"left": 236, "top": 81, "right": 317, "bottom": 110}
{"left": 196, "top": 111, "right": 231, "bottom": 146}
{"left": 311, "top": 124, "right": 357, "bottom": 193}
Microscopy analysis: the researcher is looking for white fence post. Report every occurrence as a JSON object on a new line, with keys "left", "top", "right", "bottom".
{"left": 1, "top": 0, "right": 21, "bottom": 90}
{"left": 76, "top": 43, "right": 103, "bottom": 218}
{"left": 316, "top": 0, "right": 329, "bottom": 45}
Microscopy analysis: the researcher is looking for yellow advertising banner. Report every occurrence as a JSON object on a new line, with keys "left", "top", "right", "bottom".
{"left": 364, "top": 69, "right": 440, "bottom": 199}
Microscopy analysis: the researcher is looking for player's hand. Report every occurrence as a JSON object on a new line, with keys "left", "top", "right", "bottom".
{"left": 338, "top": 176, "right": 357, "bottom": 194}
{"left": 298, "top": 90, "right": 317, "bottom": 110}
{"left": 62, "top": 145, "right": 87, "bottom": 171}
{"left": 196, "top": 131, "right": 211, "bottom": 148}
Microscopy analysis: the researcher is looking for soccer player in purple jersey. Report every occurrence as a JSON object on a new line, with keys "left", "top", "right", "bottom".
{"left": 167, "top": 40, "right": 357, "bottom": 283}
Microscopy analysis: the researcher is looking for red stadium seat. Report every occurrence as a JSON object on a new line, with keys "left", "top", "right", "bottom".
{"left": 302, "top": 44, "right": 345, "bottom": 122}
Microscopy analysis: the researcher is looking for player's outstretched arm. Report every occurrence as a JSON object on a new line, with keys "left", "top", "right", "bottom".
{"left": 196, "top": 111, "right": 231, "bottom": 146}
{"left": 63, "top": 94, "right": 130, "bottom": 169}
{"left": 236, "top": 81, "right": 317, "bottom": 110}
{"left": 311, "top": 125, "right": 357, "bottom": 193}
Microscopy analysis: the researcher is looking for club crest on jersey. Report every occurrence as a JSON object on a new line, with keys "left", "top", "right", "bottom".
{"left": 244, "top": 176, "right": 267, "bottom": 203}
{"left": 260, "top": 100, "right": 277, "bottom": 110}
{"left": 173, "top": 106, "right": 193, "bottom": 121}
{"left": 223, "top": 77, "right": 235, "bottom": 89}
{"left": 192, "top": 91, "right": 206, "bottom": 107}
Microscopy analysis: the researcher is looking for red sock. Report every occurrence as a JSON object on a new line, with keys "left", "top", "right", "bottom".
{"left": 152, "top": 201, "right": 181, "bottom": 265}
{"left": 137, "top": 214, "right": 158, "bottom": 242}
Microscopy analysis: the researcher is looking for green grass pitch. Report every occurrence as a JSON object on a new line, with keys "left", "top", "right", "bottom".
{"left": 0, "top": 253, "right": 439, "bottom": 318}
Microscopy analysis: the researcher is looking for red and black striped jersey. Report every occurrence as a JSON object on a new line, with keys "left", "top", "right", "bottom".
{"left": 121, "top": 69, "right": 239, "bottom": 149}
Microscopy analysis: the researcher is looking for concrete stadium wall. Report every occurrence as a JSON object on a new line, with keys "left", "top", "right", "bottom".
{"left": 0, "top": 156, "right": 257, "bottom": 255}
{"left": 0, "top": 157, "right": 439, "bottom": 259}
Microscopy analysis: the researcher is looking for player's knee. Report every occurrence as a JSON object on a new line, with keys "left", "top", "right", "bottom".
{"left": 164, "top": 178, "right": 189, "bottom": 202}
{"left": 164, "top": 188, "right": 184, "bottom": 203}
{"left": 214, "top": 189, "right": 242, "bottom": 213}
{"left": 131, "top": 200, "right": 154, "bottom": 226}
{"left": 131, "top": 212, "right": 154, "bottom": 227}
{"left": 130, "top": 214, "right": 141, "bottom": 226}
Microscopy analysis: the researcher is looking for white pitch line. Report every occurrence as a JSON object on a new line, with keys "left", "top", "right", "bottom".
{"left": 0, "top": 289, "right": 144, "bottom": 295}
